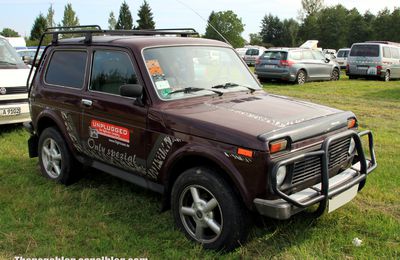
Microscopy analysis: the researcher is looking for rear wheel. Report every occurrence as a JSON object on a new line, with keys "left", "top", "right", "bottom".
{"left": 38, "top": 127, "right": 77, "bottom": 185}
{"left": 330, "top": 69, "right": 340, "bottom": 81}
{"left": 383, "top": 70, "right": 390, "bottom": 82}
{"left": 295, "top": 70, "right": 306, "bottom": 85}
{"left": 171, "top": 167, "right": 249, "bottom": 251}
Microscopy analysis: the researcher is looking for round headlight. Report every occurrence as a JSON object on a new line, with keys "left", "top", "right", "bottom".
{"left": 276, "top": 166, "right": 287, "bottom": 187}
{"left": 348, "top": 138, "right": 356, "bottom": 154}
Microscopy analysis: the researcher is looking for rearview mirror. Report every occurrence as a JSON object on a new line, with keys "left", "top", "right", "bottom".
{"left": 120, "top": 84, "right": 143, "bottom": 98}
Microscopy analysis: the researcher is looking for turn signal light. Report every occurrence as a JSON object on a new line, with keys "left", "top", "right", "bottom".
{"left": 347, "top": 118, "right": 357, "bottom": 129}
{"left": 237, "top": 148, "right": 253, "bottom": 158}
{"left": 269, "top": 139, "right": 288, "bottom": 154}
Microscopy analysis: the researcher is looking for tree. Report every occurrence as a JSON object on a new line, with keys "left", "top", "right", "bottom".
{"left": 0, "top": 28, "right": 19, "bottom": 37}
{"left": 260, "top": 14, "right": 283, "bottom": 46}
{"left": 61, "top": 3, "right": 79, "bottom": 28}
{"left": 301, "top": 0, "right": 324, "bottom": 17}
{"left": 30, "top": 13, "right": 47, "bottom": 41}
{"left": 136, "top": 0, "right": 155, "bottom": 30}
{"left": 249, "top": 33, "right": 263, "bottom": 46}
{"left": 281, "top": 19, "right": 300, "bottom": 47}
{"left": 46, "top": 4, "right": 55, "bottom": 28}
{"left": 116, "top": 1, "right": 133, "bottom": 30}
{"left": 316, "top": 5, "right": 348, "bottom": 49}
{"left": 108, "top": 11, "right": 117, "bottom": 30}
{"left": 204, "top": 10, "right": 245, "bottom": 48}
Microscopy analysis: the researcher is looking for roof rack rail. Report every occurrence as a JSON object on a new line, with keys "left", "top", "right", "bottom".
{"left": 26, "top": 25, "right": 199, "bottom": 90}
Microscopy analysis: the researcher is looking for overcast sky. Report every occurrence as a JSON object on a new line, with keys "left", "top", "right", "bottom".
{"left": 0, "top": 0, "right": 398, "bottom": 41}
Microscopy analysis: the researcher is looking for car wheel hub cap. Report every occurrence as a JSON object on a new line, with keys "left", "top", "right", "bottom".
{"left": 42, "top": 138, "right": 62, "bottom": 179}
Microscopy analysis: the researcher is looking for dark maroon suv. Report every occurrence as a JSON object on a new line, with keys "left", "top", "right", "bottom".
{"left": 26, "top": 26, "right": 377, "bottom": 251}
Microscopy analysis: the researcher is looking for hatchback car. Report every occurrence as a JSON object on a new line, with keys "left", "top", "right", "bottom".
{"left": 336, "top": 48, "right": 350, "bottom": 69}
{"left": 254, "top": 48, "right": 341, "bottom": 84}
{"left": 243, "top": 46, "right": 267, "bottom": 66}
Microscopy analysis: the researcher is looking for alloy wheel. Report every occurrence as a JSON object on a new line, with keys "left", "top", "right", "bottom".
{"left": 41, "top": 138, "right": 62, "bottom": 179}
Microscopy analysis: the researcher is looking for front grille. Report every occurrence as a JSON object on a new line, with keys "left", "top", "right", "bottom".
{"left": 0, "top": 86, "right": 27, "bottom": 95}
{"left": 291, "top": 138, "right": 351, "bottom": 185}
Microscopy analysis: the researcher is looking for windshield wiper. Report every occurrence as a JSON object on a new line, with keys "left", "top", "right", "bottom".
{"left": 212, "top": 82, "right": 256, "bottom": 93}
{"left": 0, "top": 61, "right": 17, "bottom": 65}
{"left": 167, "top": 87, "right": 223, "bottom": 96}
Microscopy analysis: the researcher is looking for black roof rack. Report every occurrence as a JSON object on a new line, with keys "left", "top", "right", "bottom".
{"left": 27, "top": 25, "right": 199, "bottom": 90}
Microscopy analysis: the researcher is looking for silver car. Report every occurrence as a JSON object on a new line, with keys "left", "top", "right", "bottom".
{"left": 254, "top": 48, "right": 341, "bottom": 84}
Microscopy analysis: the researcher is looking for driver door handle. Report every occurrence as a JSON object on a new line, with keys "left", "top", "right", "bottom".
{"left": 81, "top": 99, "right": 93, "bottom": 107}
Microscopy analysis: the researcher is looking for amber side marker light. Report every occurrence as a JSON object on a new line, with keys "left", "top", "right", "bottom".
{"left": 348, "top": 118, "right": 357, "bottom": 129}
{"left": 269, "top": 139, "right": 288, "bottom": 154}
{"left": 237, "top": 148, "right": 253, "bottom": 158}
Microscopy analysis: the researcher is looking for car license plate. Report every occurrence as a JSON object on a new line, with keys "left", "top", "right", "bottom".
{"left": 357, "top": 65, "right": 368, "bottom": 70}
{"left": 328, "top": 184, "right": 359, "bottom": 213}
{"left": 264, "top": 64, "right": 275, "bottom": 68}
{"left": 0, "top": 107, "right": 21, "bottom": 116}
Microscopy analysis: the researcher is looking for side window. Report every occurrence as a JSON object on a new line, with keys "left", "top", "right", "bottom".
{"left": 312, "top": 50, "right": 326, "bottom": 60}
{"left": 90, "top": 50, "right": 137, "bottom": 95}
{"left": 289, "top": 51, "right": 302, "bottom": 60}
{"left": 390, "top": 47, "right": 400, "bottom": 59}
{"left": 383, "top": 47, "right": 391, "bottom": 58}
{"left": 302, "top": 50, "right": 314, "bottom": 60}
{"left": 45, "top": 50, "right": 87, "bottom": 88}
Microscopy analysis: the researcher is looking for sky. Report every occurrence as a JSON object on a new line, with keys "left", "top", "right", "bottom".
{"left": 0, "top": 0, "right": 399, "bottom": 41}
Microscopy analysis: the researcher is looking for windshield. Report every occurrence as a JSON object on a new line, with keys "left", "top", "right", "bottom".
{"left": 143, "top": 46, "right": 261, "bottom": 100}
{"left": 0, "top": 38, "right": 25, "bottom": 67}
{"left": 350, "top": 45, "right": 379, "bottom": 57}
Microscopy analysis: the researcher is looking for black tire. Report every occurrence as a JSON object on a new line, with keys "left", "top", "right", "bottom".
{"left": 171, "top": 167, "right": 250, "bottom": 251}
{"left": 295, "top": 70, "right": 306, "bottom": 85}
{"left": 331, "top": 68, "right": 340, "bottom": 81}
{"left": 383, "top": 70, "right": 390, "bottom": 82}
{"left": 38, "top": 127, "right": 77, "bottom": 185}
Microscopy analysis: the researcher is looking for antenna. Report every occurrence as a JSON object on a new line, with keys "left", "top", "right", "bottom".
{"left": 174, "top": 0, "right": 232, "bottom": 46}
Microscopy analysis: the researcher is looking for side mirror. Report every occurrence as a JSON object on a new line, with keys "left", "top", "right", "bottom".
{"left": 120, "top": 84, "right": 143, "bottom": 98}
{"left": 22, "top": 55, "right": 32, "bottom": 65}
{"left": 325, "top": 58, "right": 330, "bottom": 63}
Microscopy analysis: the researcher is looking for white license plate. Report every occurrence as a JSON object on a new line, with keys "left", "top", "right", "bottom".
{"left": 0, "top": 107, "right": 21, "bottom": 116}
{"left": 328, "top": 184, "right": 359, "bottom": 213}
{"left": 357, "top": 66, "right": 368, "bottom": 70}
{"left": 264, "top": 64, "right": 276, "bottom": 68}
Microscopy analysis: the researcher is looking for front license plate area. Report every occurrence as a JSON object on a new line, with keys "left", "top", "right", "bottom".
{"left": 0, "top": 107, "right": 21, "bottom": 116}
{"left": 328, "top": 184, "right": 359, "bottom": 213}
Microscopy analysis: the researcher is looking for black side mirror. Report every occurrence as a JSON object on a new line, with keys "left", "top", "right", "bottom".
{"left": 325, "top": 58, "right": 330, "bottom": 63}
{"left": 120, "top": 84, "right": 143, "bottom": 98}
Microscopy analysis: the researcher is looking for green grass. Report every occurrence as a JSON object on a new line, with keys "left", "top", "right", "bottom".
{"left": 0, "top": 76, "right": 399, "bottom": 259}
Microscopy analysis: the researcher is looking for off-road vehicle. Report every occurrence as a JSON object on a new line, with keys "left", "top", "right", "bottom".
{"left": 26, "top": 26, "right": 377, "bottom": 251}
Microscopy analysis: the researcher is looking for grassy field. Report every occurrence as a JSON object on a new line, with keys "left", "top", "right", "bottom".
{"left": 0, "top": 75, "right": 399, "bottom": 259}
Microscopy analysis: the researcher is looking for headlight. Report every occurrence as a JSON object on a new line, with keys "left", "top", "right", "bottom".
{"left": 348, "top": 138, "right": 356, "bottom": 154}
{"left": 276, "top": 166, "right": 287, "bottom": 186}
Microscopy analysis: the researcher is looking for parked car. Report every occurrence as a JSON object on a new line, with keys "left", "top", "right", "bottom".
{"left": 243, "top": 46, "right": 267, "bottom": 66}
{"left": 235, "top": 47, "right": 249, "bottom": 59}
{"left": 17, "top": 47, "right": 44, "bottom": 65}
{"left": 0, "top": 35, "right": 31, "bottom": 125}
{"left": 26, "top": 26, "right": 376, "bottom": 251}
{"left": 346, "top": 41, "right": 400, "bottom": 81}
{"left": 254, "top": 48, "right": 341, "bottom": 84}
{"left": 336, "top": 48, "right": 350, "bottom": 69}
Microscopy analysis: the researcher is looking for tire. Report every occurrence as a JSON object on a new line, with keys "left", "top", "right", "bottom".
{"left": 295, "top": 70, "right": 306, "bottom": 85}
{"left": 171, "top": 167, "right": 249, "bottom": 251}
{"left": 330, "top": 69, "right": 340, "bottom": 81}
{"left": 383, "top": 70, "right": 390, "bottom": 82}
{"left": 38, "top": 127, "right": 77, "bottom": 185}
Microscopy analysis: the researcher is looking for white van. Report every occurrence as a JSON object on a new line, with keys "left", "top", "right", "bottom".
{"left": 336, "top": 48, "right": 350, "bottom": 69}
{"left": 346, "top": 41, "right": 400, "bottom": 81}
{"left": 0, "top": 36, "right": 31, "bottom": 125}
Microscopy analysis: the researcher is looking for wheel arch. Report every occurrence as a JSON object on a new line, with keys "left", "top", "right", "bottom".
{"left": 160, "top": 148, "right": 251, "bottom": 211}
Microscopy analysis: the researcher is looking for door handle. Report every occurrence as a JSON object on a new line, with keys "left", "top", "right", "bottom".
{"left": 81, "top": 99, "right": 93, "bottom": 107}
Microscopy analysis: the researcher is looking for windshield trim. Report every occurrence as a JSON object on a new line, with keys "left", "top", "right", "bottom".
{"left": 141, "top": 44, "right": 262, "bottom": 102}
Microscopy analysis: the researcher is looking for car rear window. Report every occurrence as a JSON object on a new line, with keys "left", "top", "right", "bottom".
{"left": 337, "top": 50, "right": 349, "bottom": 58}
{"left": 245, "top": 49, "right": 259, "bottom": 55}
{"left": 261, "top": 51, "right": 288, "bottom": 60}
{"left": 45, "top": 50, "right": 87, "bottom": 88}
{"left": 350, "top": 45, "right": 379, "bottom": 57}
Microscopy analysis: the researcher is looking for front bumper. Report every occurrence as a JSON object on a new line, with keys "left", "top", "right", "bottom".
{"left": 0, "top": 102, "right": 30, "bottom": 125}
{"left": 254, "top": 130, "right": 377, "bottom": 219}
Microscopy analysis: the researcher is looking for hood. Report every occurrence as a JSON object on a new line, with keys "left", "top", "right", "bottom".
{"left": 161, "top": 92, "right": 352, "bottom": 150}
{"left": 0, "top": 68, "right": 30, "bottom": 87}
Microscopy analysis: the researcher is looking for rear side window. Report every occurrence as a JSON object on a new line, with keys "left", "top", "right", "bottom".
{"left": 390, "top": 47, "right": 399, "bottom": 59}
{"left": 262, "top": 51, "right": 288, "bottom": 60}
{"left": 383, "top": 47, "right": 391, "bottom": 58}
{"left": 289, "top": 51, "right": 301, "bottom": 60}
{"left": 350, "top": 45, "right": 379, "bottom": 57}
{"left": 45, "top": 50, "right": 87, "bottom": 88}
{"left": 302, "top": 50, "right": 314, "bottom": 59}
{"left": 90, "top": 50, "right": 137, "bottom": 95}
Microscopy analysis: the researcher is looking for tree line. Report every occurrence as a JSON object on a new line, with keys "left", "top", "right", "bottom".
{"left": 0, "top": 0, "right": 155, "bottom": 46}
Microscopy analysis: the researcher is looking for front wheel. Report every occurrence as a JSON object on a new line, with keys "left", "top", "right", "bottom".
{"left": 171, "top": 168, "right": 249, "bottom": 251}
